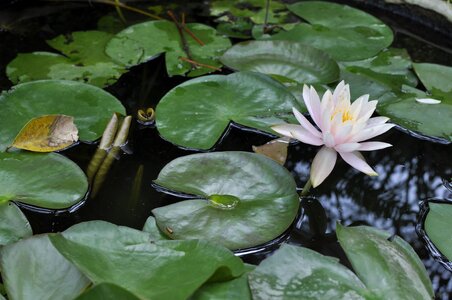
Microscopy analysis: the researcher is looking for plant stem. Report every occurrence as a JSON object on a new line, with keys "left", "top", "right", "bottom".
{"left": 264, "top": 0, "right": 271, "bottom": 29}
{"left": 94, "top": 0, "right": 162, "bottom": 20}
{"left": 179, "top": 57, "right": 221, "bottom": 71}
{"left": 300, "top": 178, "right": 312, "bottom": 197}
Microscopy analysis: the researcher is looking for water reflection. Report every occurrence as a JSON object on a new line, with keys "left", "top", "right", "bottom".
{"left": 286, "top": 130, "right": 451, "bottom": 299}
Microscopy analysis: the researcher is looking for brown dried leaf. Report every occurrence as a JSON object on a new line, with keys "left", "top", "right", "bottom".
{"left": 11, "top": 115, "right": 78, "bottom": 152}
{"left": 252, "top": 137, "right": 290, "bottom": 165}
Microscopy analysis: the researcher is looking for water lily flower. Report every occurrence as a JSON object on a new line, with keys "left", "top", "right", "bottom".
{"left": 272, "top": 81, "right": 394, "bottom": 187}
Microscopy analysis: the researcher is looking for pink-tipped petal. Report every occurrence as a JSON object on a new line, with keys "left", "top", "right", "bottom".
{"left": 292, "top": 107, "right": 322, "bottom": 138}
{"left": 332, "top": 81, "right": 345, "bottom": 104}
{"left": 310, "top": 146, "right": 337, "bottom": 187}
{"left": 358, "top": 141, "right": 392, "bottom": 151}
{"left": 340, "top": 151, "right": 378, "bottom": 176}
{"left": 366, "top": 116, "right": 390, "bottom": 126}
{"left": 357, "top": 100, "right": 378, "bottom": 121}
{"left": 334, "top": 123, "right": 353, "bottom": 144}
{"left": 352, "top": 123, "right": 395, "bottom": 142}
{"left": 290, "top": 128, "right": 324, "bottom": 146}
{"left": 303, "top": 85, "right": 322, "bottom": 128}
{"left": 323, "top": 132, "right": 335, "bottom": 147}
{"left": 271, "top": 124, "right": 302, "bottom": 138}
{"left": 350, "top": 94, "right": 368, "bottom": 119}
{"left": 335, "top": 143, "right": 361, "bottom": 153}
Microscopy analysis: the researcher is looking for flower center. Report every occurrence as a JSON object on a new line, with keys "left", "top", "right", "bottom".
{"left": 331, "top": 109, "right": 354, "bottom": 123}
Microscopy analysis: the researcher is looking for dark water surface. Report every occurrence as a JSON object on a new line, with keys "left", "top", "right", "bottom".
{"left": 0, "top": 1, "right": 451, "bottom": 298}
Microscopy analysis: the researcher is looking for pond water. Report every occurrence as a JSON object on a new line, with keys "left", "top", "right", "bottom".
{"left": 0, "top": 0, "right": 451, "bottom": 298}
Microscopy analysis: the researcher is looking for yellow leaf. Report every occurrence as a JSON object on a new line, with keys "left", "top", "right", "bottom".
{"left": 252, "top": 137, "right": 290, "bottom": 165}
{"left": 11, "top": 115, "right": 78, "bottom": 152}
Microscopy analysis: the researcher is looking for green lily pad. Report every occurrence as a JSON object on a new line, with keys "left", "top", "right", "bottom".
{"left": 0, "top": 202, "right": 32, "bottom": 246}
{"left": 156, "top": 72, "right": 302, "bottom": 150}
{"left": 152, "top": 151, "right": 299, "bottom": 250}
{"left": 216, "top": 17, "right": 254, "bottom": 39}
{"left": 268, "top": 1, "right": 393, "bottom": 61}
{"left": 192, "top": 264, "right": 254, "bottom": 300}
{"left": 142, "top": 216, "right": 169, "bottom": 240}
{"left": 423, "top": 201, "right": 452, "bottom": 261}
{"left": 340, "top": 48, "right": 418, "bottom": 99}
{"left": 50, "top": 221, "right": 245, "bottom": 300}
{"left": 106, "top": 20, "right": 231, "bottom": 77}
{"left": 0, "top": 152, "right": 88, "bottom": 209}
{"left": 413, "top": 63, "right": 452, "bottom": 93}
{"left": 221, "top": 40, "right": 339, "bottom": 84}
{"left": 75, "top": 283, "right": 140, "bottom": 300}
{"left": 0, "top": 235, "right": 90, "bottom": 300}
{"left": 336, "top": 224, "right": 434, "bottom": 300}
{"left": 0, "top": 80, "right": 126, "bottom": 152}
{"left": 248, "top": 244, "right": 369, "bottom": 300}
{"left": 7, "top": 31, "right": 126, "bottom": 88}
{"left": 377, "top": 88, "right": 452, "bottom": 141}
{"left": 210, "top": 0, "right": 289, "bottom": 24}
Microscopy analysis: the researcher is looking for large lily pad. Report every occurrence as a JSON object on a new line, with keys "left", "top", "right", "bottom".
{"left": 0, "top": 80, "right": 126, "bottom": 152}
{"left": 0, "top": 202, "right": 32, "bottom": 246}
{"left": 155, "top": 72, "right": 301, "bottom": 150}
{"left": 337, "top": 224, "right": 434, "bottom": 300}
{"left": 377, "top": 86, "right": 452, "bottom": 142}
{"left": 0, "top": 152, "right": 88, "bottom": 209}
{"left": 221, "top": 40, "right": 339, "bottom": 84}
{"left": 152, "top": 151, "right": 299, "bottom": 250}
{"left": 106, "top": 20, "right": 231, "bottom": 77}
{"left": 268, "top": 1, "right": 393, "bottom": 61}
{"left": 50, "top": 221, "right": 245, "bottom": 300}
{"left": 248, "top": 244, "right": 369, "bottom": 300}
{"left": 76, "top": 283, "right": 140, "bottom": 300}
{"left": 413, "top": 63, "right": 452, "bottom": 93}
{"left": 0, "top": 235, "right": 90, "bottom": 300}
{"left": 7, "top": 31, "right": 126, "bottom": 87}
{"left": 209, "top": 0, "right": 289, "bottom": 24}
{"left": 340, "top": 48, "right": 418, "bottom": 99}
{"left": 422, "top": 201, "right": 452, "bottom": 262}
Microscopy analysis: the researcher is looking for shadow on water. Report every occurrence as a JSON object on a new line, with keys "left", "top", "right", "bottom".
{"left": 0, "top": 0, "right": 451, "bottom": 298}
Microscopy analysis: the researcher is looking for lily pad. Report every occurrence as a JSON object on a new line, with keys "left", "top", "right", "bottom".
{"left": 75, "top": 283, "right": 140, "bottom": 300}
{"left": 0, "top": 152, "right": 88, "bottom": 209}
{"left": 377, "top": 88, "right": 452, "bottom": 142}
{"left": 156, "top": 72, "right": 302, "bottom": 150}
{"left": 268, "top": 1, "right": 393, "bottom": 61}
{"left": 50, "top": 221, "right": 245, "bottom": 300}
{"left": 336, "top": 224, "right": 434, "bottom": 300}
{"left": 142, "top": 216, "right": 168, "bottom": 240}
{"left": 221, "top": 40, "right": 339, "bottom": 84}
{"left": 0, "top": 80, "right": 126, "bottom": 152}
{"left": 248, "top": 244, "right": 369, "bottom": 300}
{"left": 422, "top": 201, "right": 452, "bottom": 262}
{"left": 413, "top": 63, "right": 452, "bottom": 93}
{"left": 106, "top": 20, "right": 231, "bottom": 77}
{"left": 0, "top": 235, "right": 90, "bottom": 300}
{"left": 7, "top": 31, "right": 126, "bottom": 87}
{"left": 0, "top": 202, "right": 32, "bottom": 246}
{"left": 192, "top": 264, "right": 254, "bottom": 300}
{"left": 152, "top": 151, "right": 299, "bottom": 250}
{"left": 210, "top": 0, "right": 289, "bottom": 24}
{"left": 340, "top": 48, "right": 418, "bottom": 99}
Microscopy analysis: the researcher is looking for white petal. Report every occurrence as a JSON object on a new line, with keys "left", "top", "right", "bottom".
{"left": 352, "top": 123, "right": 395, "bottom": 142}
{"left": 335, "top": 142, "right": 361, "bottom": 152}
{"left": 292, "top": 107, "right": 322, "bottom": 138}
{"left": 271, "top": 124, "right": 301, "bottom": 138}
{"left": 310, "top": 146, "right": 337, "bottom": 187}
{"left": 303, "top": 85, "right": 322, "bottom": 128}
{"left": 349, "top": 94, "right": 368, "bottom": 119}
{"left": 415, "top": 98, "right": 441, "bottom": 104}
{"left": 323, "top": 132, "right": 335, "bottom": 147}
{"left": 320, "top": 89, "right": 333, "bottom": 116}
{"left": 358, "top": 141, "right": 392, "bottom": 151}
{"left": 290, "top": 128, "right": 324, "bottom": 146}
{"left": 340, "top": 151, "right": 378, "bottom": 176}
{"left": 366, "top": 116, "right": 389, "bottom": 126}
{"left": 334, "top": 123, "right": 353, "bottom": 144}
{"left": 356, "top": 100, "right": 377, "bottom": 121}
{"left": 320, "top": 106, "right": 332, "bottom": 133}
{"left": 332, "top": 81, "right": 345, "bottom": 104}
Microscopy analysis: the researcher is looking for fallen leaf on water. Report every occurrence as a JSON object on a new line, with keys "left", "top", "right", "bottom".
{"left": 11, "top": 115, "right": 78, "bottom": 152}
{"left": 252, "top": 137, "right": 290, "bottom": 165}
